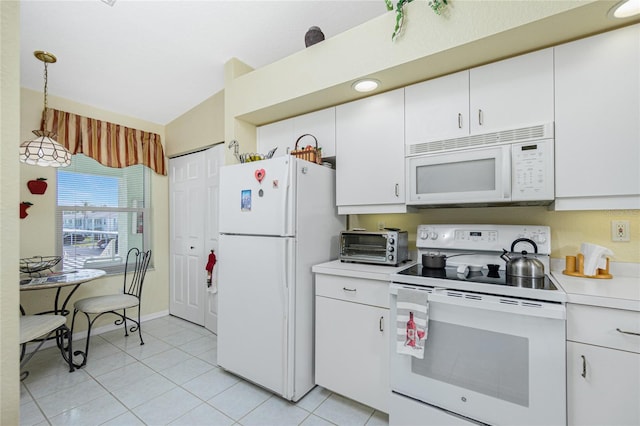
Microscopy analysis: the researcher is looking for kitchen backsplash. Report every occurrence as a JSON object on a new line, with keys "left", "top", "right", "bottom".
{"left": 350, "top": 206, "right": 640, "bottom": 264}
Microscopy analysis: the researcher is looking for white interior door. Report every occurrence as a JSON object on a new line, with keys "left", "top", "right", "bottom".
{"left": 169, "top": 151, "right": 206, "bottom": 325}
{"left": 203, "top": 145, "right": 223, "bottom": 333}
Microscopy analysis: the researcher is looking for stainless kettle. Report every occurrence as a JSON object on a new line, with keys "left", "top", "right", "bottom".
{"left": 500, "top": 238, "right": 545, "bottom": 278}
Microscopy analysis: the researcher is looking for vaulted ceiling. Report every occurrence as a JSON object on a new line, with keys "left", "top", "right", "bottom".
{"left": 20, "top": 1, "right": 387, "bottom": 125}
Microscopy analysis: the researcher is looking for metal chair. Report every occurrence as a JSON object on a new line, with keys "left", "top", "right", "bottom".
{"left": 20, "top": 312, "right": 73, "bottom": 380}
{"left": 71, "top": 248, "right": 151, "bottom": 367}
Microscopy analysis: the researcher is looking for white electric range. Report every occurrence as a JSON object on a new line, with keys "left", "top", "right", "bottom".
{"left": 389, "top": 224, "right": 566, "bottom": 426}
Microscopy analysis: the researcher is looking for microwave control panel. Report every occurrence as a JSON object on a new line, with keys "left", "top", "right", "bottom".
{"left": 511, "top": 139, "right": 555, "bottom": 201}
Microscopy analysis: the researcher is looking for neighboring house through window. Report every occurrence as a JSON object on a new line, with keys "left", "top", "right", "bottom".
{"left": 56, "top": 154, "right": 150, "bottom": 274}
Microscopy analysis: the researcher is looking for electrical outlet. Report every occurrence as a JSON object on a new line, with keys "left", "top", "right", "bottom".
{"left": 378, "top": 222, "right": 385, "bottom": 230}
{"left": 611, "top": 220, "right": 630, "bottom": 242}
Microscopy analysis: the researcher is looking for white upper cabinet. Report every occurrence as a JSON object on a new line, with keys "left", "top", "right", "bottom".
{"left": 405, "top": 49, "right": 554, "bottom": 145}
{"left": 336, "top": 88, "right": 407, "bottom": 214}
{"left": 257, "top": 107, "right": 336, "bottom": 159}
{"left": 405, "top": 71, "right": 469, "bottom": 144}
{"left": 257, "top": 118, "right": 293, "bottom": 158}
{"left": 293, "top": 107, "right": 336, "bottom": 158}
{"left": 554, "top": 24, "right": 640, "bottom": 210}
{"left": 469, "top": 48, "right": 554, "bottom": 134}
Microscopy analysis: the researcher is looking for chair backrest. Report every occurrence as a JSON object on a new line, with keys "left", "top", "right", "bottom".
{"left": 123, "top": 248, "right": 151, "bottom": 299}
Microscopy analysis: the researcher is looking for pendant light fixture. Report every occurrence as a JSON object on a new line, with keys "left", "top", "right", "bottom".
{"left": 19, "top": 51, "right": 72, "bottom": 168}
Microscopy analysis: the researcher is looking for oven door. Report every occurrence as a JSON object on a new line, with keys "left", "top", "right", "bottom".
{"left": 406, "top": 145, "right": 511, "bottom": 205}
{"left": 389, "top": 283, "right": 566, "bottom": 426}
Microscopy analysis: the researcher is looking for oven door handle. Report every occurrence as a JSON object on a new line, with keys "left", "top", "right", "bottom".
{"left": 427, "top": 291, "right": 566, "bottom": 320}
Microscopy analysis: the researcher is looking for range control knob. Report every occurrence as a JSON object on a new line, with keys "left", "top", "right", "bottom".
{"left": 534, "top": 234, "right": 547, "bottom": 244}
{"left": 419, "top": 230, "right": 429, "bottom": 240}
{"left": 429, "top": 232, "right": 438, "bottom": 240}
{"left": 388, "top": 254, "right": 395, "bottom": 261}
{"left": 388, "top": 246, "right": 395, "bottom": 252}
{"left": 388, "top": 238, "right": 395, "bottom": 244}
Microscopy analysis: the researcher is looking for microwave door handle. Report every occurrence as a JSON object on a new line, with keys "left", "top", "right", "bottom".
{"left": 502, "top": 149, "right": 511, "bottom": 199}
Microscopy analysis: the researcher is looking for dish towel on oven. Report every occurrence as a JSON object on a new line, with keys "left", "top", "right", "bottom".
{"left": 396, "top": 288, "right": 429, "bottom": 359}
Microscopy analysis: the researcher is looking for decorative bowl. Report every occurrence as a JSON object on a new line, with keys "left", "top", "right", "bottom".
{"left": 20, "top": 256, "right": 62, "bottom": 274}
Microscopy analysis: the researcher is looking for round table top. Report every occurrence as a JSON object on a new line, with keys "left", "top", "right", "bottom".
{"left": 19, "top": 269, "right": 107, "bottom": 291}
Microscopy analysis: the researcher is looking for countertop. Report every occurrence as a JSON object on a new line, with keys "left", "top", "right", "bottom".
{"left": 551, "top": 265, "right": 640, "bottom": 312}
{"left": 312, "top": 259, "right": 416, "bottom": 282}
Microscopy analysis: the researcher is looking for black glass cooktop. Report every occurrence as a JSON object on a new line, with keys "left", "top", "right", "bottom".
{"left": 397, "top": 264, "right": 558, "bottom": 291}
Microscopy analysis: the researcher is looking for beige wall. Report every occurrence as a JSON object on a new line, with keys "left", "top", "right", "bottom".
{"left": 165, "top": 90, "right": 225, "bottom": 157}
{"left": 217, "top": 0, "right": 640, "bottom": 267}
{"left": 19, "top": 88, "right": 170, "bottom": 331}
{"left": 351, "top": 208, "right": 640, "bottom": 264}
{"left": 1, "top": 2, "right": 21, "bottom": 423}
{"left": 225, "top": 0, "right": 635, "bottom": 126}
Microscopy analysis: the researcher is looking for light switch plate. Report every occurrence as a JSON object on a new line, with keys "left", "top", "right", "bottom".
{"left": 611, "top": 220, "right": 630, "bottom": 242}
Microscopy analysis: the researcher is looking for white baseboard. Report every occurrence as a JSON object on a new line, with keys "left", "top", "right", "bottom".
{"left": 23, "top": 310, "right": 170, "bottom": 354}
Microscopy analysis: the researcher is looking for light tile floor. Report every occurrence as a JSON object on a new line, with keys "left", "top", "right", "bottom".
{"left": 20, "top": 315, "right": 389, "bottom": 426}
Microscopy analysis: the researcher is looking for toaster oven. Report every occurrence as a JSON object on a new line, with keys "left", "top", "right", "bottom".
{"left": 339, "top": 230, "right": 409, "bottom": 266}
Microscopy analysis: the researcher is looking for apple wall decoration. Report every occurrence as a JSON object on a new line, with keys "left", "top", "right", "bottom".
{"left": 20, "top": 202, "right": 33, "bottom": 219}
{"left": 27, "top": 177, "right": 48, "bottom": 194}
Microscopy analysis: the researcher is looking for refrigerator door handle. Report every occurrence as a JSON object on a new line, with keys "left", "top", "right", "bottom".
{"left": 282, "top": 237, "right": 295, "bottom": 398}
{"left": 281, "top": 159, "right": 293, "bottom": 236}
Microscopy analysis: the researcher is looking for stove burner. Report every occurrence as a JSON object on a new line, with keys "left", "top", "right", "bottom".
{"left": 398, "top": 265, "right": 558, "bottom": 291}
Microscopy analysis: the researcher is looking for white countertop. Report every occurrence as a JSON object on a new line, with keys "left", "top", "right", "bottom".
{"left": 314, "top": 259, "right": 640, "bottom": 311}
{"left": 312, "top": 259, "right": 416, "bottom": 282}
{"left": 551, "top": 267, "right": 640, "bottom": 312}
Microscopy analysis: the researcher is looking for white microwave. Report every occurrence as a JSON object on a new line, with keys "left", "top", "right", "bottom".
{"left": 406, "top": 127, "right": 554, "bottom": 207}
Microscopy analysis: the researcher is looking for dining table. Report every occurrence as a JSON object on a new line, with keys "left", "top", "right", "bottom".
{"left": 20, "top": 268, "right": 106, "bottom": 368}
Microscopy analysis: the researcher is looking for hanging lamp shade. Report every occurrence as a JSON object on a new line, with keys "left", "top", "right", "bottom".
{"left": 19, "top": 130, "right": 72, "bottom": 167}
{"left": 19, "top": 51, "right": 72, "bottom": 168}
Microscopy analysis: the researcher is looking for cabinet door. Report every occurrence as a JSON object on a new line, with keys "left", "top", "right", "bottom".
{"left": 405, "top": 71, "right": 469, "bottom": 144}
{"left": 470, "top": 48, "right": 554, "bottom": 134}
{"left": 293, "top": 107, "right": 336, "bottom": 158}
{"left": 257, "top": 118, "right": 294, "bottom": 158}
{"left": 336, "top": 89, "right": 405, "bottom": 208}
{"left": 554, "top": 25, "right": 640, "bottom": 206}
{"left": 316, "top": 296, "right": 389, "bottom": 413}
{"left": 567, "top": 341, "right": 640, "bottom": 426}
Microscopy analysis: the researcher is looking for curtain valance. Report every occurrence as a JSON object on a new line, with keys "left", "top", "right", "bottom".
{"left": 43, "top": 108, "right": 167, "bottom": 175}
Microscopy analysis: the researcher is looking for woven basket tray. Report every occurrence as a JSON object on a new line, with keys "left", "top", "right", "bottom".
{"left": 291, "top": 134, "right": 322, "bottom": 165}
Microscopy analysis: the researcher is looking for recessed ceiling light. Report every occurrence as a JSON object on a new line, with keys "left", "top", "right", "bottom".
{"left": 609, "top": 0, "right": 640, "bottom": 18}
{"left": 352, "top": 79, "right": 380, "bottom": 93}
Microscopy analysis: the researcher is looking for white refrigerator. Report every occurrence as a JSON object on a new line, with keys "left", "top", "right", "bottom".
{"left": 217, "top": 156, "right": 345, "bottom": 401}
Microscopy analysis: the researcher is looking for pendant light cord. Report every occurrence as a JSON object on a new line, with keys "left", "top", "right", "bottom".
{"left": 42, "top": 61, "right": 49, "bottom": 129}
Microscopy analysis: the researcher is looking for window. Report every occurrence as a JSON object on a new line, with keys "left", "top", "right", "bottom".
{"left": 57, "top": 154, "right": 150, "bottom": 274}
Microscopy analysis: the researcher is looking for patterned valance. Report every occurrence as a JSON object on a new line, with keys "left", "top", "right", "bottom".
{"left": 43, "top": 108, "right": 167, "bottom": 175}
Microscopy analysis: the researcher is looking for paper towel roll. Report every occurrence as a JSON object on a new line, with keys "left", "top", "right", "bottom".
{"left": 580, "top": 243, "right": 614, "bottom": 276}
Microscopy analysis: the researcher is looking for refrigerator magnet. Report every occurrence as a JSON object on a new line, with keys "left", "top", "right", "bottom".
{"left": 241, "top": 189, "right": 252, "bottom": 211}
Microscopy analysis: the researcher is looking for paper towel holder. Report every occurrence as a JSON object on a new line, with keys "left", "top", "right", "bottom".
{"left": 563, "top": 253, "right": 613, "bottom": 279}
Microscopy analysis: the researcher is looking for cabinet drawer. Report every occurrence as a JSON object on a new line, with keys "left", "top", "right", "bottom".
{"left": 316, "top": 275, "right": 389, "bottom": 308}
{"left": 568, "top": 304, "right": 640, "bottom": 353}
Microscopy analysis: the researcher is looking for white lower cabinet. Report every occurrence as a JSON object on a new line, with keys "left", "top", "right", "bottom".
{"left": 566, "top": 304, "right": 640, "bottom": 426}
{"left": 315, "top": 275, "right": 389, "bottom": 413}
